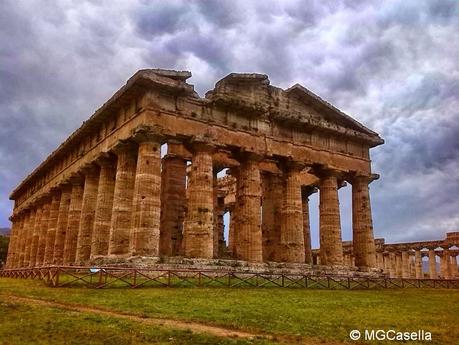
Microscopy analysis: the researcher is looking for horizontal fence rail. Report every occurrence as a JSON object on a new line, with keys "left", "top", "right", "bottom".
{"left": 1, "top": 267, "right": 458, "bottom": 289}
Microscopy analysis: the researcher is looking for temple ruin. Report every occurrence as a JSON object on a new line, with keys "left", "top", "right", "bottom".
{"left": 4, "top": 68, "right": 455, "bottom": 279}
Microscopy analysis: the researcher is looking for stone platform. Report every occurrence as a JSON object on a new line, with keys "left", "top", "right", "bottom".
{"left": 89, "top": 256, "right": 385, "bottom": 278}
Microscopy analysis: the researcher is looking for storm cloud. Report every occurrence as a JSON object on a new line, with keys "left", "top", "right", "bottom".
{"left": 1, "top": 0, "right": 458, "bottom": 246}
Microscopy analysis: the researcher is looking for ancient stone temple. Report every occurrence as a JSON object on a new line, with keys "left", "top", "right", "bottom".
{"left": 4, "top": 69, "right": 384, "bottom": 273}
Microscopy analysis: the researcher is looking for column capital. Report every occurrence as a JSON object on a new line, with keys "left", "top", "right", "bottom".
{"left": 132, "top": 124, "right": 164, "bottom": 142}
{"left": 80, "top": 163, "right": 100, "bottom": 177}
{"left": 111, "top": 140, "right": 138, "bottom": 156}
{"left": 301, "top": 185, "right": 318, "bottom": 199}
{"left": 310, "top": 164, "right": 344, "bottom": 179}
{"left": 94, "top": 152, "right": 117, "bottom": 167}
{"left": 234, "top": 151, "right": 263, "bottom": 163}
{"left": 66, "top": 173, "right": 84, "bottom": 186}
{"left": 49, "top": 187, "right": 62, "bottom": 197}
{"left": 347, "top": 172, "right": 380, "bottom": 185}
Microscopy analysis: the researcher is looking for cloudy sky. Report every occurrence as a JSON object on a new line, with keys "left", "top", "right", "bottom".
{"left": 1, "top": 0, "right": 458, "bottom": 246}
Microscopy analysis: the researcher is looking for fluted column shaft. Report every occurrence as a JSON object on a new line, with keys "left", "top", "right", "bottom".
{"left": 17, "top": 216, "right": 25, "bottom": 267}
{"left": 44, "top": 191, "right": 61, "bottom": 265}
{"left": 389, "top": 252, "right": 396, "bottom": 278}
{"left": 63, "top": 180, "right": 84, "bottom": 265}
{"left": 212, "top": 178, "right": 225, "bottom": 258}
{"left": 414, "top": 250, "right": 423, "bottom": 279}
{"left": 319, "top": 173, "right": 343, "bottom": 265}
{"left": 53, "top": 184, "right": 72, "bottom": 264}
{"left": 234, "top": 155, "right": 262, "bottom": 262}
{"left": 227, "top": 205, "right": 236, "bottom": 256}
{"left": 5, "top": 217, "right": 19, "bottom": 268}
{"left": 29, "top": 206, "right": 43, "bottom": 267}
{"left": 442, "top": 249, "right": 451, "bottom": 279}
{"left": 90, "top": 157, "right": 116, "bottom": 258}
{"left": 36, "top": 198, "right": 51, "bottom": 266}
{"left": 23, "top": 209, "right": 36, "bottom": 268}
{"left": 76, "top": 166, "right": 100, "bottom": 263}
{"left": 183, "top": 144, "right": 214, "bottom": 258}
{"left": 395, "top": 253, "right": 402, "bottom": 278}
{"left": 160, "top": 152, "right": 187, "bottom": 256}
{"left": 280, "top": 165, "right": 305, "bottom": 263}
{"left": 109, "top": 143, "right": 137, "bottom": 256}
{"left": 301, "top": 187, "right": 315, "bottom": 264}
{"left": 261, "top": 173, "right": 282, "bottom": 262}
{"left": 451, "top": 255, "right": 458, "bottom": 278}
{"left": 428, "top": 249, "right": 437, "bottom": 279}
{"left": 130, "top": 138, "right": 162, "bottom": 256}
{"left": 351, "top": 176, "right": 376, "bottom": 269}
{"left": 401, "top": 251, "right": 410, "bottom": 278}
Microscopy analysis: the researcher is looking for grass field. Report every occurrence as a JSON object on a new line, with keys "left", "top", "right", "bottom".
{"left": 0, "top": 278, "right": 458, "bottom": 345}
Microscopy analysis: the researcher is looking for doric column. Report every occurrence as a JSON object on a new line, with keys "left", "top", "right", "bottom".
{"left": 318, "top": 170, "right": 343, "bottom": 266}
{"left": 376, "top": 252, "right": 384, "bottom": 270}
{"left": 213, "top": 177, "right": 225, "bottom": 259}
{"left": 261, "top": 173, "right": 282, "bottom": 262}
{"left": 44, "top": 190, "right": 61, "bottom": 265}
{"left": 451, "top": 254, "right": 458, "bottom": 278}
{"left": 441, "top": 248, "right": 451, "bottom": 279}
{"left": 130, "top": 134, "right": 162, "bottom": 257}
{"left": 395, "top": 253, "right": 403, "bottom": 278}
{"left": 90, "top": 155, "right": 116, "bottom": 259}
{"left": 108, "top": 141, "right": 138, "bottom": 257}
{"left": 5, "top": 215, "right": 18, "bottom": 268}
{"left": 383, "top": 253, "right": 391, "bottom": 274}
{"left": 401, "top": 251, "right": 410, "bottom": 278}
{"left": 428, "top": 249, "right": 437, "bottom": 279}
{"left": 22, "top": 209, "right": 36, "bottom": 268}
{"left": 350, "top": 175, "right": 377, "bottom": 269}
{"left": 301, "top": 186, "right": 316, "bottom": 264}
{"left": 63, "top": 176, "right": 85, "bottom": 265}
{"left": 75, "top": 165, "right": 100, "bottom": 264}
{"left": 53, "top": 183, "right": 72, "bottom": 265}
{"left": 233, "top": 153, "right": 262, "bottom": 262}
{"left": 389, "top": 252, "right": 396, "bottom": 278}
{"left": 159, "top": 143, "right": 187, "bottom": 256}
{"left": 36, "top": 196, "right": 51, "bottom": 266}
{"left": 29, "top": 204, "right": 43, "bottom": 267}
{"left": 227, "top": 204, "right": 236, "bottom": 256}
{"left": 183, "top": 143, "right": 214, "bottom": 259}
{"left": 279, "top": 163, "right": 305, "bottom": 263}
{"left": 414, "top": 250, "right": 423, "bottom": 279}
{"left": 13, "top": 213, "right": 27, "bottom": 268}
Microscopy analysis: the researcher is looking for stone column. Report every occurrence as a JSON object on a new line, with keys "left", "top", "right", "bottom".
{"left": 36, "top": 196, "right": 52, "bottom": 266}
{"left": 383, "top": 253, "right": 391, "bottom": 274}
{"left": 130, "top": 134, "right": 162, "bottom": 257}
{"left": 44, "top": 190, "right": 61, "bottom": 265}
{"left": 280, "top": 163, "right": 305, "bottom": 263}
{"left": 53, "top": 183, "right": 72, "bottom": 265}
{"left": 389, "top": 252, "right": 396, "bottom": 278}
{"left": 63, "top": 177, "right": 85, "bottom": 265}
{"left": 261, "top": 173, "right": 282, "bottom": 262}
{"left": 442, "top": 249, "right": 451, "bottom": 279}
{"left": 14, "top": 209, "right": 32, "bottom": 268}
{"left": 29, "top": 204, "right": 43, "bottom": 267}
{"left": 414, "top": 250, "right": 423, "bottom": 279}
{"left": 23, "top": 209, "right": 36, "bottom": 268}
{"left": 108, "top": 141, "right": 138, "bottom": 257}
{"left": 213, "top": 184, "right": 225, "bottom": 259}
{"left": 227, "top": 204, "right": 236, "bottom": 256}
{"left": 233, "top": 153, "right": 262, "bottom": 262}
{"left": 13, "top": 213, "right": 26, "bottom": 268}
{"left": 301, "top": 186, "right": 315, "bottom": 265}
{"left": 451, "top": 254, "right": 458, "bottom": 278}
{"left": 90, "top": 155, "right": 116, "bottom": 259}
{"left": 350, "top": 175, "right": 377, "bottom": 269}
{"left": 159, "top": 143, "right": 187, "bottom": 256}
{"left": 428, "top": 249, "right": 437, "bottom": 279}
{"left": 183, "top": 143, "right": 214, "bottom": 259}
{"left": 395, "top": 253, "right": 403, "bottom": 278}
{"left": 401, "top": 251, "right": 410, "bottom": 278}
{"left": 75, "top": 165, "right": 100, "bottom": 264}
{"left": 5, "top": 215, "right": 18, "bottom": 268}
{"left": 318, "top": 171, "right": 343, "bottom": 266}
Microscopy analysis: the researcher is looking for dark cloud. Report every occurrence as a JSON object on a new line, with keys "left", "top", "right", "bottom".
{"left": 0, "top": 0, "right": 457, "bottom": 246}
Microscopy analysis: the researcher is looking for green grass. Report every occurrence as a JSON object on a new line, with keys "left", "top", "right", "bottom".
{"left": 0, "top": 278, "right": 458, "bottom": 344}
{"left": 0, "top": 300, "right": 272, "bottom": 345}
